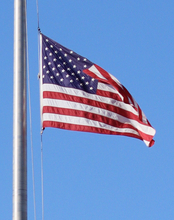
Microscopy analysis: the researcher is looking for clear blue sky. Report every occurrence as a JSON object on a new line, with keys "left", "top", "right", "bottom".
{"left": 0, "top": 0, "right": 174, "bottom": 219}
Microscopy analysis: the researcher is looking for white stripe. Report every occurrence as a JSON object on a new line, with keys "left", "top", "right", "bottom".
{"left": 142, "top": 111, "right": 148, "bottom": 124}
{"left": 42, "top": 83, "right": 138, "bottom": 115}
{"left": 132, "top": 97, "right": 139, "bottom": 111}
{"left": 88, "top": 65, "right": 106, "bottom": 80}
{"left": 109, "top": 71, "right": 141, "bottom": 111}
{"left": 97, "top": 83, "right": 124, "bottom": 101}
{"left": 110, "top": 72, "right": 123, "bottom": 87}
{"left": 143, "top": 140, "right": 150, "bottom": 146}
{"left": 89, "top": 65, "right": 123, "bottom": 89}
{"left": 43, "top": 98, "right": 156, "bottom": 136}
{"left": 43, "top": 113, "right": 140, "bottom": 136}
{"left": 43, "top": 82, "right": 121, "bottom": 96}
{"left": 99, "top": 69, "right": 149, "bottom": 125}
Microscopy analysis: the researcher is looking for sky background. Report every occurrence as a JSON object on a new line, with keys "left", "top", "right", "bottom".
{"left": 0, "top": 0, "right": 174, "bottom": 219}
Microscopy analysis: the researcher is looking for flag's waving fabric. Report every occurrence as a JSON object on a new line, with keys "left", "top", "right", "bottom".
{"left": 40, "top": 33, "right": 156, "bottom": 147}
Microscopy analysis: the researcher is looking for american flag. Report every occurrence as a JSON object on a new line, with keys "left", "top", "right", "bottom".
{"left": 40, "top": 33, "right": 156, "bottom": 147}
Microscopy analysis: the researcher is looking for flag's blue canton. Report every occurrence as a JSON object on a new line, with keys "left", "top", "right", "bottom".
{"left": 42, "top": 35, "right": 98, "bottom": 94}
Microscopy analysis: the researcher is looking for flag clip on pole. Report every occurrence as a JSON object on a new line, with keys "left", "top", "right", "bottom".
{"left": 13, "top": 0, "right": 27, "bottom": 219}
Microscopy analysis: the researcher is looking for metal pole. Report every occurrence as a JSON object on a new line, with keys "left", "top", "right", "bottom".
{"left": 13, "top": 0, "right": 27, "bottom": 219}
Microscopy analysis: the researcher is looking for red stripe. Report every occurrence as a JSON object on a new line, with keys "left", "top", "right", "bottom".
{"left": 94, "top": 65, "right": 130, "bottom": 103}
{"left": 43, "top": 106, "right": 154, "bottom": 142}
{"left": 43, "top": 91, "right": 142, "bottom": 123}
{"left": 93, "top": 65, "right": 145, "bottom": 121}
{"left": 96, "top": 89, "right": 123, "bottom": 102}
{"left": 84, "top": 65, "right": 139, "bottom": 109}
{"left": 95, "top": 64, "right": 138, "bottom": 105}
{"left": 138, "top": 105, "right": 142, "bottom": 122}
{"left": 43, "top": 121, "right": 142, "bottom": 141}
{"left": 43, "top": 106, "right": 137, "bottom": 130}
{"left": 83, "top": 69, "right": 109, "bottom": 84}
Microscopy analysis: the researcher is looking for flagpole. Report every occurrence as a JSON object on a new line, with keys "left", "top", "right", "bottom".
{"left": 13, "top": 0, "right": 27, "bottom": 219}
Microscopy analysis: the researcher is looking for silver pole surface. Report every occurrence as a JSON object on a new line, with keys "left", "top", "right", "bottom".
{"left": 13, "top": 0, "right": 27, "bottom": 219}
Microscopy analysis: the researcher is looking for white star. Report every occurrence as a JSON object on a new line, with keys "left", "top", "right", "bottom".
{"left": 46, "top": 70, "right": 49, "bottom": 74}
{"left": 48, "top": 62, "right": 51, "bottom": 65}
{"left": 63, "top": 62, "right": 66, "bottom": 65}
{"left": 77, "top": 70, "right": 81, "bottom": 74}
{"left": 70, "top": 51, "right": 73, "bottom": 54}
{"left": 92, "top": 78, "right": 95, "bottom": 81}
{"left": 59, "top": 48, "right": 62, "bottom": 51}
{"left": 50, "top": 45, "right": 53, "bottom": 48}
{"left": 62, "top": 69, "right": 65, "bottom": 72}
{"left": 69, "top": 59, "right": 72, "bottom": 63}
{"left": 44, "top": 56, "right": 47, "bottom": 60}
{"left": 50, "top": 76, "right": 53, "bottom": 79}
{"left": 73, "top": 65, "right": 76, "bottom": 68}
{"left": 66, "top": 74, "right": 69, "bottom": 78}
{"left": 43, "top": 75, "right": 45, "bottom": 78}
{"left": 43, "top": 65, "right": 46, "bottom": 69}
{"left": 55, "top": 51, "right": 58, "bottom": 54}
{"left": 77, "top": 57, "right": 80, "bottom": 61}
{"left": 60, "top": 78, "right": 63, "bottom": 81}
{"left": 64, "top": 54, "right": 67, "bottom": 57}
{"left": 56, "top": 73, "right": 59, "bottom": 76}
{"left": 85, "top": 82, "right": 89, "bottom": 85}
{"left": 90, "top": 87, "right": 93, "bottom": 90}
{"left": 46, "top": 39, "right": 49, "bottom": 42}
{"left": 53, "top": 58, "right": 57, "bottom": 62}
{"left": 49, "top": 53, "right": 52, "bottom": 56}
{"left": 45, "top": 47, "right": 48, "bottom": 50}
{"left": 70, "top": 79, "right": 73, "bottom": 83}
{"left": 84, "top": 65, "right": 87, "bottom": 68}
{"left": 67, "top": 68, "right": 70, "bottom": 71}
{"left": 80, "top": 83, "right": 83, "bottom": 86}
{"left": 59, "top": 56, "right": 62, "bottom": 60}
{"left": 52, "top": 67, "right": 55, "bottom": 71}
{"left": 76, "top": 78, "right": 79, "bottom": 81}
{"left": 71, "top": 73, "right": 75, "bottom": 75}
{"left": 81, "top": 76, "right": 85, "bottom": 80}
{"left": 83, "top": 58, "right": 87, "bottom": 61}
{"left": 57, "top": 64, "right": 61, "bottom": 67}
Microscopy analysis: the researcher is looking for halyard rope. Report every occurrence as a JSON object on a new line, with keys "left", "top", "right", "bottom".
{"left": 26, "top": 11, "right": 37, "bottom": 220}
{"left": 40, "top": 131, "right": 44, "bottom": 220}
{"left": 36, "top": 0, "right": 44, "bottom": 219}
